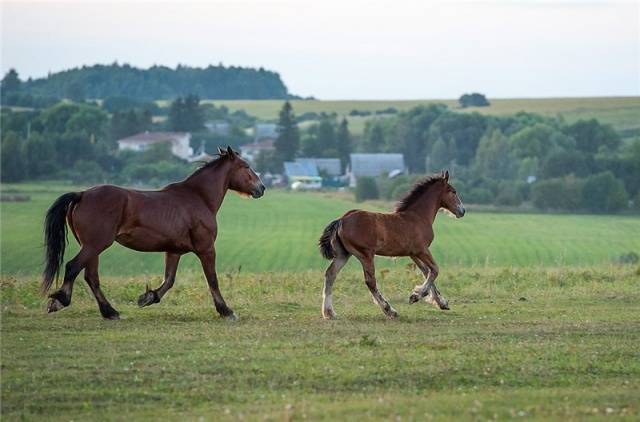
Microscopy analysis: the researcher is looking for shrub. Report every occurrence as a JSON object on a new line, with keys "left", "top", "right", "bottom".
{"left": 466, "top": 187, "right": 493, "bottom": 204}
{"left": 532, "top": 176, "right": 584, "bottom": 211}
{"left": 494, "top": 182, "right": 523, "bottom": 207}
{"left": 581, "top": 171, "right": 629, "bottom": 213}
{"left": 355, "top": 177, "right": 379, "bottom": 202}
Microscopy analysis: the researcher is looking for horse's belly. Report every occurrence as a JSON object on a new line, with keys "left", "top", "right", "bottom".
{"left": 116, "top": 228, "right": 191, "bottom": 253}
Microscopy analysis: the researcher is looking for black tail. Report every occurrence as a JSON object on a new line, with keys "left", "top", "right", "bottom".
{"left": 319, "top": 219, "right": 343, "bottom": 260}
{"left": 42, "top": 192, "right": 81, "bottom": 293}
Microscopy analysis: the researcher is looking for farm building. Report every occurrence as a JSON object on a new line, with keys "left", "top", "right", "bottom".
{"left": 240, "top": 139, "right": 275, "bottom": 164}
{"left": 348, "top": 153, "right": 405, "bottom": 187}
{"left": 283, "top": 160, "right": 319, "bottom": 178}
{"left": 254, "top": 123, "right": 278, "bottom": 142}
{"left": 117, "top": 132, "right": 193, "bottom": 160}
{"left": 204, "top": 120, "right": 230, "bottom": 136}
{"left": 295, "top": 158, "right": 342, "bottom": 176}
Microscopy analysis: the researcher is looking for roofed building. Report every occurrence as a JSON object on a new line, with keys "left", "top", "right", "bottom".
{"left": 240, "top": 139, "right": 275, "bottom": 164}
{"left": 117, "top": 132, "right": 193, "bottom": 160}
{"left": 348, "top": 153, "right": 405, "bottom": 186}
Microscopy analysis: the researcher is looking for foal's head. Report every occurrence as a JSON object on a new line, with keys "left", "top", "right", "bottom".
{"left": 439, "top": 170, "right": 465, "bottom": 218}
{"left": 221, "top": 146, "right": 266, "bottom": 198}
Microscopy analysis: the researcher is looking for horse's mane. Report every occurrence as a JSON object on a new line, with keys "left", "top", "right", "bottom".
{"left": 186, "top": 152, "right": 232, "bottom": 179}
{"left": 395, "top": 174, "right": 445, "bottom": 212}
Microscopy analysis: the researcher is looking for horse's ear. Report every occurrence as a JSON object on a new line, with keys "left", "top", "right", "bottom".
{"left": 217, "top": 146, "right": 225, "bottom": 156}
{"left": 444, "top": 170, "right": 449, "bottom": 182}
{"left": 226, "top": 146, "right": 236, "bottom": 160}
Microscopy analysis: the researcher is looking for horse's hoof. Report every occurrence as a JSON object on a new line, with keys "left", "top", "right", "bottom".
{"left": 408, "top": 293, "right": 420, "bottom": 304}
{"left": 224, "top": 313, "right": 238, "bottom": 322}
{"left": 137, "top": 291, "right": 159, "bottom": 308}
{"left": 440, "top": 303, "right": 450, "bottom": 311}
{"left": 103, "top": 312, "right": 120, "bottom": 320}
{"left": 47, "top": 298, "right": 65, "bottom": 313}
{"left": 387, "top": 309, "right": 399, "bottom": 319}
{"left": 322, "top": 309, "right": 337, "bottom": 320}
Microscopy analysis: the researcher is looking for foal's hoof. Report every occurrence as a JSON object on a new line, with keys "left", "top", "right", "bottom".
{"left": 137, "top": 290, "right": 159, "bottom": 308}
{"left": 103, "top": 311, "right": 120, "bottom": 321}
{"left": 47, "top": 298, "right": 65, "bottom": 313}
{"left": 439, "top": 303, "right": 450, "bottom": 311}
{"left": 322, "top": 308, "right": 337, "bottom": 320}
{"left": 386, "top": 309, "right": 399, "bottom": 319}
{"left": 408, "top": 293, "right": 421, "bottom": 304}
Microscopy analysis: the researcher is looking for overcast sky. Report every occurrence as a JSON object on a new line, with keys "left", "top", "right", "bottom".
{"left": 1, "top": 0, "right": 639, "bottom": 99}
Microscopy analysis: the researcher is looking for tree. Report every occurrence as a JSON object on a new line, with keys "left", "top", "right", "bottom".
{"left": 540, "top": 150, "right": 590, "bottom": 179}
{"left": 473, "top": 129, "right": 516, "bottom": 180}
{"left": 336, "top": 118, "right": 352, "bottom": 172}
{"left": 430, "top": 138, "right": 449, "bottom": 171}
{"left": 566, "top": 119, "right": 620, "bottom": 153}
{"left": 458, "top": 93, "right": 490, "bottom": 108}
{"left": 1, "top": 69, "right": 21, "bottom": 95}
{"left": 355, "top": 177, "right": 379, "bottom": 201}
{"left": 1, "top": 132, "right": 26, "bottom": 182}
{"left": 363, "top": 121, "right": 385, "bottom": 152}
{"left": 168, "top": 95, "right": 204, "bottom": 132}
{"left": 274, "top": 101, "right": 300, "bottom": 162}
{"left": 581, "top": 171, "right": 628, "bottom": 213}
{"left": 23, "top": 133, "right": 57, "bottom": 178}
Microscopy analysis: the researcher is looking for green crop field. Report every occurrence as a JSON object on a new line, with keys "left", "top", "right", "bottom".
{"left": 2, "top": 182, "right": 640, "bottom": 420}
{"left": 197, "top": 96, "right": 640, "bottom": 135}
{"left": 1, "top": 183, "right": 639, "bottom": 277}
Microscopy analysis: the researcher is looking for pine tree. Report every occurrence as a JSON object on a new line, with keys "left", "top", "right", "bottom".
{"left": 275, "top": 101, "right": 299, "bottom": 162}
{"left": 336, "top": 118, "right": 352, "bottom": 172}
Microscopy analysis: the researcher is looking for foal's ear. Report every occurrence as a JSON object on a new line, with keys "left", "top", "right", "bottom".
{"left": 226, "top": 146, "right": 236, "bottom": 160}
{"left": 217, "top": 146, "right": 225, "bottom": 156}
{"left": 444, "top": 170, "right": 449, "bottom": 182}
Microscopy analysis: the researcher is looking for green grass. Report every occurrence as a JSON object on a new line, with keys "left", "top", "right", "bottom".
{"left": 2, "top": 266, "right": 639, "bottom": 420}
{"left": 192, "top": 97, "right": 640, "bottom": 135}
{"left": 2, "top": 183, "right": 639, "bottom": 277}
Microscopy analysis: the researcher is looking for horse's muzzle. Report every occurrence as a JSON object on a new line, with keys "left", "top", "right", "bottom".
{"left": 251, "top": 184, "right": 266, "bottom": 199}
{"left": 457, "top": 206, "right": 466, "bottom": 218}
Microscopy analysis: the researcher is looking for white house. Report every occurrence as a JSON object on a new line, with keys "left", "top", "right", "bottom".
{"left": 117, "top": 132, "right": 193, "bottom": 160}
{"left": 240, "top": 139, "right": 275, "bottom": 164}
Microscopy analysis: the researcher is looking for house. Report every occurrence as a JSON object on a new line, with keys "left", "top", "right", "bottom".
{"left": 284, "top": 160, "right": 319, "bottom": 178}
{"left": 204, "top": 120, "right": 230, "bottom": 136}
{"left": 296, "top": 158, "right": 342, "bottom": 177}
{"left": 348, "top": 153, "right": 405, "bottom": 187}
{"left": 117, "top": 132, "right": 193, "bottom": 160}
{"left": 254, "top": 123, "right": 278, "bottom": 142}
{"left": 240, "top": 139, "right": 275, "bottom": 164}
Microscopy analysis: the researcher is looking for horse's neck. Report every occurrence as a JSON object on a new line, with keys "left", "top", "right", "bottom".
{"left": 404, "top": 185, "right": 442, "bottom": 224}
{"left": 182, "top": 164, "right": 229, "bottom": 213}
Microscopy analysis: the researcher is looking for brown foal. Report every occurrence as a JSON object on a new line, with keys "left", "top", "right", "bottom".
{"left": 318, "top": 170, "right": 465, "bottom": 319}
{"left": 42, "top": 146, "right": 265, "bottom": 320}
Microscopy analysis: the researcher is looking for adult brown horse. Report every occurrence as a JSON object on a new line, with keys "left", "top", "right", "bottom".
{"left": 318, "top": 170, "right": 465, "bottom": 319}
{"left": 42, "top": 146, "right": 264, "bottom": 320}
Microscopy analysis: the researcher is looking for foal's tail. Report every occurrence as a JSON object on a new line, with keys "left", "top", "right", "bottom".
{"left": 318, "top": 219, "right": 344, "bottom": 260}
{"left": 42, "top": 192, "right": 81, "bottom": 293}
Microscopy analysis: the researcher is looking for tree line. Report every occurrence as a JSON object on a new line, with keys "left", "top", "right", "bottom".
{"left": 1, "top": 64, "right": 293, "bottom": 104}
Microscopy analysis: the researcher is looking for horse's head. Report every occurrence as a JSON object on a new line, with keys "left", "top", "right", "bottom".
{"left": 222, "top": 146, "right": 265, "bottom": 199}
{"left": 440, "top": 170, "right": 465, "bottom": 218}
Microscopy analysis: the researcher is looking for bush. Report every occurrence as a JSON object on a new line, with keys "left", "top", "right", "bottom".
{"left": 494, "top": 182, "right": 523, "bottom": 207}
{"left": 390, "top": 182, "right": 413, "bottom": 202}
{"left": 465, "top": 187, "right": 493, "bottom": 204}
{"left": 355, "top": 177, "right": 379, "bottom": 202}
{"left": 581, "top": 171, "right": 629, "bottom": 213}
{"left": 532, "top": 177, "right": 584, "bottom": 211}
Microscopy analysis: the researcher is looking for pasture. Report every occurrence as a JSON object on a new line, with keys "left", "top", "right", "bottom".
{"left": 2, "top": 182, "right": 639, "bottom": 420}
{"left": 198, "top": 96, "right": 640, "bottom": 135}
{"left": 1, "top": 183, "right": 639, "bottom": 277}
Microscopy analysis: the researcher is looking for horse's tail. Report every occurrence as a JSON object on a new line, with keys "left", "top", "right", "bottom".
{"left": 318, "top": 219, "right": 344, "bottom": 260}
{"left": 42, "top": 192, "right": 81, "bottom": 294}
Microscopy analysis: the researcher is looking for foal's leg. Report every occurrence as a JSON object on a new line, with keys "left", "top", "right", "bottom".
{"left": 84, "top": 256, "right": 120, "bottom": 320}
{"left": 409, "top": 251, "right": 449, "bottom": 310}
{"left": 138, "top": 253, "right": 181, "bottom": 307}
{"left": 322, "top": 254, "right": 349, "bottom": 320}
{"left": 197, "top": 250, "right": 236, "bottom": 320}
{"left": 355, "top": 253, "right": 398, "bottom": 318}
{"left": 47, "top": 247, "right": 96, "bottom": 313}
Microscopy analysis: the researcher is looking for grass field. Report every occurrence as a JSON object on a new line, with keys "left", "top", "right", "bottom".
{"left": 2, "top": 267, "right": 639, "bottom": 420}
{"left": 2, "top": 183, "right": 639, "bottom": 419}
{"left": 1, "top": 183, "right": 639, "bottom": 277}
{"left": 197, "top": 97, "right": 640, "bottom": 135}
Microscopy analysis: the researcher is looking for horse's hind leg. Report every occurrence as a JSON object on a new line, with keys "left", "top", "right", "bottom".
{"left": 355, "top": 253, "right": 398, "bottom": 318}
{"left": 322, "top": 254, "right": 349, "bottom": 320}
{"left": 84, "top": 256, "right": 120, "bottom": 320}
{"left": 138, "top": 253, "right": 181, "bottom": 308}
{"left": 47, "top": 247, "right": 96, "bottom": 314}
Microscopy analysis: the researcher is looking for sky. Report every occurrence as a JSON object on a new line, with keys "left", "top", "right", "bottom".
{"left": 1, "top": 0, "right": 639, "bottom": 99}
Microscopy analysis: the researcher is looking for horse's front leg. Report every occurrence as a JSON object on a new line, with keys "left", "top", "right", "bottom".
{"left": 138, "top": 252, "right": 181, "bottom": 307}
{"left": 197, "top": 249, "right": 237, "bottom": 320}
{"left": 409, "top": 251, "right": 449, "bottom": 310}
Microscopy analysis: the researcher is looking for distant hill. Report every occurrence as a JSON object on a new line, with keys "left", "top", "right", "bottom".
{"left": 17, "top": 63, "right": 293, "bottom": 100}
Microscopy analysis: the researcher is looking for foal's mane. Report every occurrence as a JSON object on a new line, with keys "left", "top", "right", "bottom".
{"left": 395, "top": 174, "right": 445, "bottom": 212}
